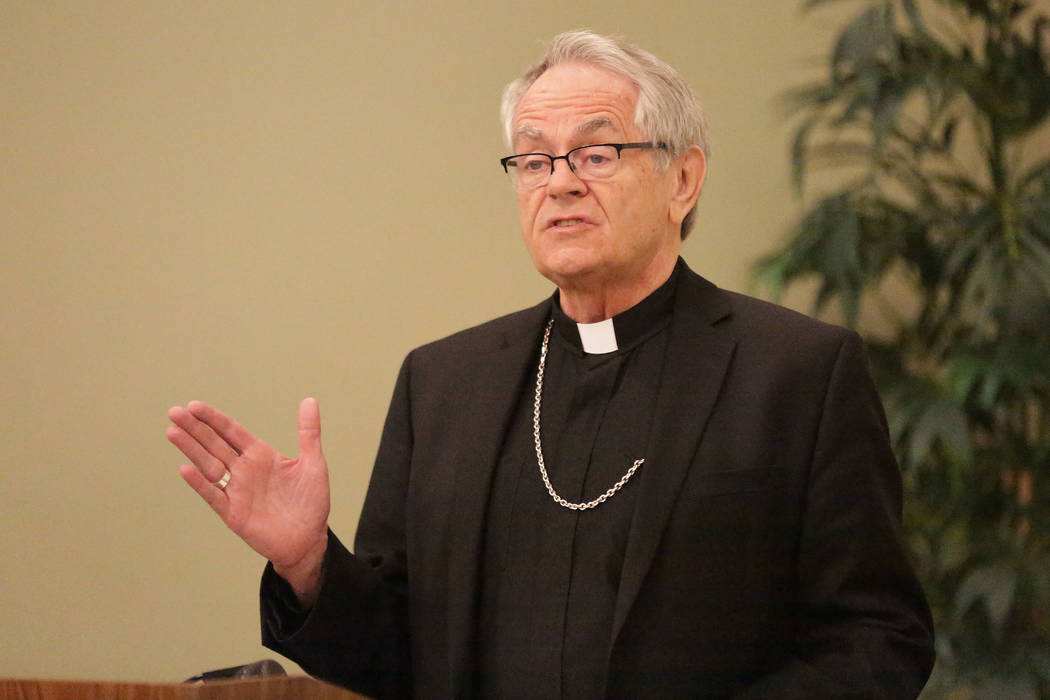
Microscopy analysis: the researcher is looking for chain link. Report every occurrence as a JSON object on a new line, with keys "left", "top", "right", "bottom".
{"left": 533, "top": 319, "right": 646, "bottom": 511}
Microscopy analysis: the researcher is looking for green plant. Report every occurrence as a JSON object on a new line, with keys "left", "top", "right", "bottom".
{"left": 755, "top": 0, "right": 1050, "bottom": 696}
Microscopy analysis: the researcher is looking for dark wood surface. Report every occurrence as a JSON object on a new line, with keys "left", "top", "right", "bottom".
{"left": 0, "top": 676, "right": 367, "bottom": 700}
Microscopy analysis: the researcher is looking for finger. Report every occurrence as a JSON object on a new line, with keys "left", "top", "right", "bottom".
{"left": 166, "top": 423, "right": 229, "bottom": 483}
{"left": 297, "top": 397, "right": 324, "bottom": 461}
{"left": 168, "top": 405, "right": 240, "bottom": 468}
{"left": 179, "top": 462, "right": 230, "bottom": 518}
{"left": 185, "top": 401, "right": 257, "bottom": 454}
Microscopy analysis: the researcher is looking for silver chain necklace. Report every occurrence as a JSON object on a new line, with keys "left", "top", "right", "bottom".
{"left": 533, "top": 319, "right": 646, "bottom": 511}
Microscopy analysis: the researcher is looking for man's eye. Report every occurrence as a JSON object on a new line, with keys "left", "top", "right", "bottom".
{"left": 521, "top": 157, "right": 548, "bottom": 172}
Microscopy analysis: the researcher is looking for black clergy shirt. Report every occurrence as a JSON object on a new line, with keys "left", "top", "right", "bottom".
{"left": 475, "top": 263, "right": 679, "bottom": 700}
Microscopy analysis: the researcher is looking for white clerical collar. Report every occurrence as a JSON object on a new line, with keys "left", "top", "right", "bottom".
{"left": 576, "top": 318, "right": 618, "bottom": 354}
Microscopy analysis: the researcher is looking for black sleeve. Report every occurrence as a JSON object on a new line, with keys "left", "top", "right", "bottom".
{"left": 734, "top": 332, "right": 935, "bottom": 699}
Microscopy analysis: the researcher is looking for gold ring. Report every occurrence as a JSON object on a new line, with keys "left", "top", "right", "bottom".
{"left": 214, "top": 470, "right": 232, "bottom": 491}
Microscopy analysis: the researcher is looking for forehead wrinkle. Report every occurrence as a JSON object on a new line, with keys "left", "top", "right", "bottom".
{"left": 513, "top": 108, "right": 631, "bottom": 150}
{"left": 514, "top": 117, "right": 618, "bottom": 151}
{"left": 512, "top": 66, "right": 640, "bottom": 148}
{"left": 515, "top": 91, "right": 635, "bottom": 123}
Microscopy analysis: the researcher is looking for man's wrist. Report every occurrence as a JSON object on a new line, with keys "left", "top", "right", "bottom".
{"left": 272, "top": 532, "right": 328, "bottom": 608}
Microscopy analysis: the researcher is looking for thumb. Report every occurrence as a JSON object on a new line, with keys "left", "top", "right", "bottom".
{"left": 297, "top": 397, "right": 324, "bottom": 461}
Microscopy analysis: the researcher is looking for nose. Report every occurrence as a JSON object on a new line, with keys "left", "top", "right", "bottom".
{"left": 546, "top": 156, "right": 587, "bottom": 197}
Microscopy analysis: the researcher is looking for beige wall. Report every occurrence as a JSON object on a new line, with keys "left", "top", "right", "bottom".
{"left": 1, "top": 0, "right": 863, "bottom": 683}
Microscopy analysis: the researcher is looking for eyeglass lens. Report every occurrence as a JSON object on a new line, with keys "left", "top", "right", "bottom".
{"left": 506, "top": 145, "right": 621, "bottom": 188}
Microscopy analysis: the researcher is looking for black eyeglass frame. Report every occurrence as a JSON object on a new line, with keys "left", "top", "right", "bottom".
{"left": 499, "top": 141, "right": 669, "bottom": 178}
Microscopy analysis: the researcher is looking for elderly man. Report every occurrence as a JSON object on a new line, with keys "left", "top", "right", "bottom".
{"left": 167, "top": 30, "right": 934, "bottom": 699}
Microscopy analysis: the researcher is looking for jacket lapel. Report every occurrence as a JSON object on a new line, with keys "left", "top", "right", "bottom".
{"left": 444, "top": 302, "right": 550, "bottom": 698}
{"left": 610, "top": 268, "right": 736, "bottom": 646}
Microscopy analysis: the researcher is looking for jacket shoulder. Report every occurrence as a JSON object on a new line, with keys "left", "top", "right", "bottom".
{"left": 721, "top": 289, "right": 852, "bottom": 344}
{"left": 676, "top": 264, "right": 853, "bottom": 348}
{"left": 408, "top": 299, "right": 548, "bottom": 362}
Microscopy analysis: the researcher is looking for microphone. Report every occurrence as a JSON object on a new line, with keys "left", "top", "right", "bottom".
{"left": 185, "top": 658, "right": 287, "bottom": 683}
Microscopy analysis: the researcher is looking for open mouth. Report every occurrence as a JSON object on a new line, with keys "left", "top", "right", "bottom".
{"left": 551, "top": 218, "right": 585, "bottom": 227}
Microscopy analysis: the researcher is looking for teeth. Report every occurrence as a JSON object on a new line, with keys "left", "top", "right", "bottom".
{"left": 554, "top": 219, "right": 582, "bottom": 226}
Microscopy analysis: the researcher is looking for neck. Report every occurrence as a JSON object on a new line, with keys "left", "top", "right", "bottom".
{"left": 558, "top": 253, "right": 678, "bottom": 323}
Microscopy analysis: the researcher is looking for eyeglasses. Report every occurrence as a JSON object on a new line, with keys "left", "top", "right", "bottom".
{"left": 499, "top": 142, "right": 667, "bottom": 189}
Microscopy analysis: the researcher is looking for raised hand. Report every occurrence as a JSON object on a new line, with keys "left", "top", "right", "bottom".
{"left": 166, "top": 398, "right": 330, "bottom": 602}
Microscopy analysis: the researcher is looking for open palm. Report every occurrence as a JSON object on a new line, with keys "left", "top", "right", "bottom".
{"left": 166, "top": 398, "right": 330, "bottom": 574}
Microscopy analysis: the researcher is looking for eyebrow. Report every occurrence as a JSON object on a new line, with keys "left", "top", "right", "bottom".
{"left": 513, "top": 118, "right": 619, "bottom": 149}
{"left": 574, "top": 118, "right": 615, "bottom": 137}
{"left": 514, "top": 125, "right": 544, "bottom": 142}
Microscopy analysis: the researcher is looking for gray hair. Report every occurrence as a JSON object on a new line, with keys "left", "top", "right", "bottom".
{"left": 500, "top": 30, "right": 710, "bottom": 238}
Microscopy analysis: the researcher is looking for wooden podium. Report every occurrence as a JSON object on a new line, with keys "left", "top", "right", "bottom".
{"left": 0, "top": 676, "right": 367, "bottom": 699}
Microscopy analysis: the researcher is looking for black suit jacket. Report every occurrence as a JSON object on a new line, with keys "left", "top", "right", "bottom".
{"left": 261, "top": 263, "right": 935, "bottom": 699}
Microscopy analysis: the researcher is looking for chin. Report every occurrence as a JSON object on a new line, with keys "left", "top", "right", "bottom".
{"left": 534, "top": 249, "right": 604, "bottom": 286}
{"left": 525, "top": 225, "right": 614, "bottom": 281}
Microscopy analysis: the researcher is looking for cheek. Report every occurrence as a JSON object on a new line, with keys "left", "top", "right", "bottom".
{"left": 517, "top": 190, "right": 537, "bottom": 224}
{"left": 518, "top": 193, "right": 548, "bottom": 245}
{"left": 621, "top": 182, "right": 668, "bottom": 231}
{"left": 598, "top": 185, "right": 639, "bottom": 237}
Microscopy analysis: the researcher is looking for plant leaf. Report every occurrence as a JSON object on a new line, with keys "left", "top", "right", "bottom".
{"left": 953, "top": 563, "right": 1018, "bottom": 639}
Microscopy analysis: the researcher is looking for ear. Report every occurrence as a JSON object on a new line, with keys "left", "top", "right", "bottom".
{"left": 667, "top": 145, "right": 707, "bottom": 227}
